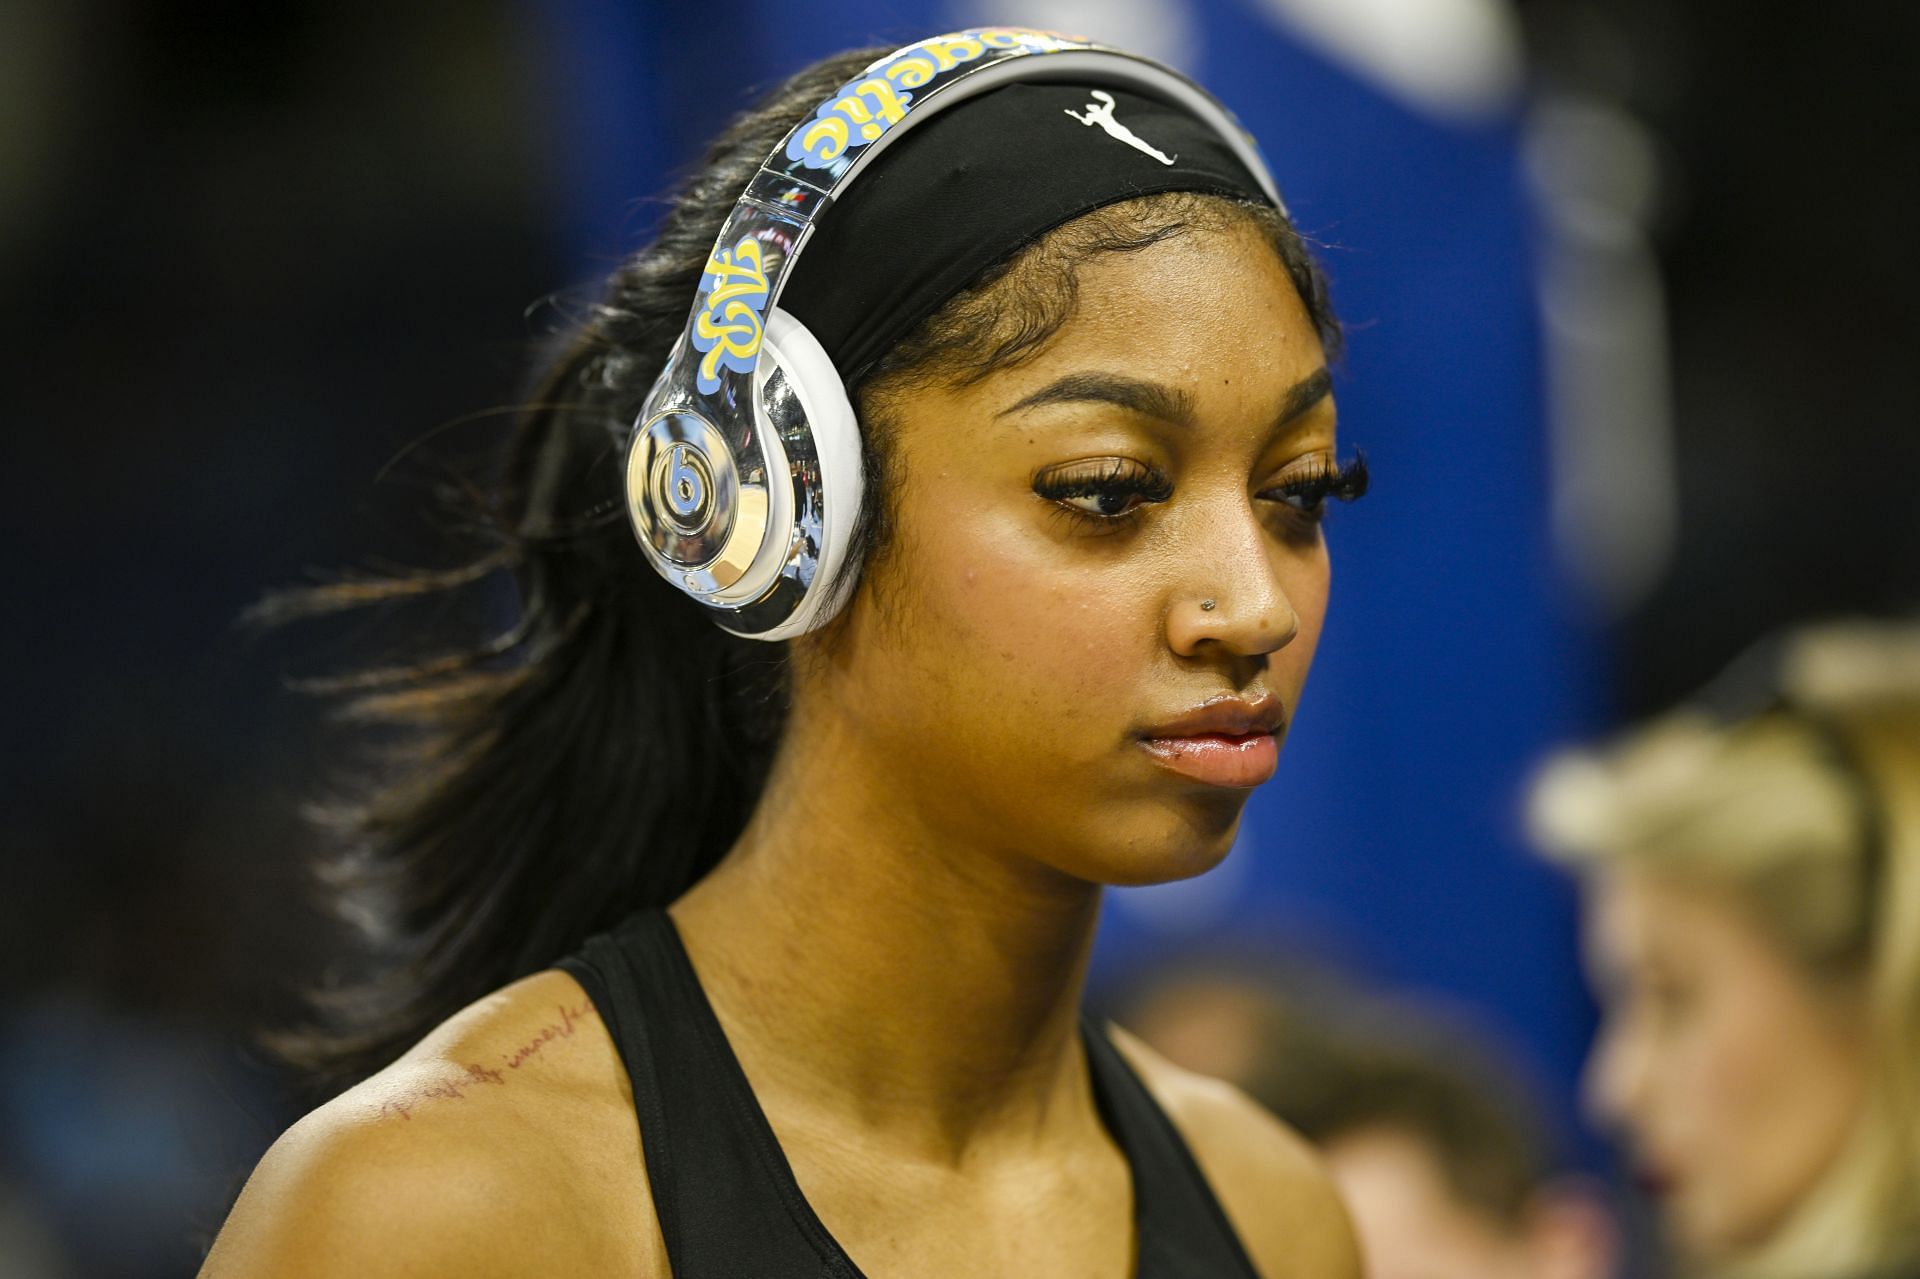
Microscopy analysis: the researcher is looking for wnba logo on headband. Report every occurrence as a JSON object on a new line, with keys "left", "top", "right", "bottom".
{"left": 1064, "top": 90, "right": 1177, "bottom": 165}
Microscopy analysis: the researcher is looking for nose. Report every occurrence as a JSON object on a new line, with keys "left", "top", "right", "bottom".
{"left": 1584, "top": 1016, "right": 1649, "bottom": 1135}
{"left": 1164, "top": 498, "right": 1303, "bottom": 660}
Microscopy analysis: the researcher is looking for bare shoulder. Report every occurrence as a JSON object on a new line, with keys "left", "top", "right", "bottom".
{"left": 1109, "top": 1025, "right": 1361, "bottom": 1279}
{"left": 199, "top": 969, "right": 665, "bottom": 1278}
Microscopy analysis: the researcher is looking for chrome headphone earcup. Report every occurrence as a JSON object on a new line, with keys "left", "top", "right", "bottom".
{"left": 623, "top": 309, "right": 864, "bottom": 640}
{"left": 742, "top": 307, "right": 864, "bottom": 640}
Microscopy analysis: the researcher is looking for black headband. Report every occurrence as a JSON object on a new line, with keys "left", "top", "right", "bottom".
{"left": 779, "top": 81, "right": 1275, "bottom": 389}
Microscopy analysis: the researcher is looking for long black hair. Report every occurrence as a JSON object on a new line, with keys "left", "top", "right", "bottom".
{"left": 260, "top": 45, "right": 1341, "bottom": 1094}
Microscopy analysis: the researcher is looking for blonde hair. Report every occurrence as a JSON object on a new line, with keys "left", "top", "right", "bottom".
{"left": 1530, "top": 621, "right": 1920, "bottom": 1279}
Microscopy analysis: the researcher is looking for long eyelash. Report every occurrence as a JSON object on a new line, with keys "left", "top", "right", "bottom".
{"left": 1033, "top": 459, "right": 1173, "bottom": 527}
{"left": 1036, "top": 459, "right": 1173, "bottom": 502}
{"left": 1273, "top": 450, "right": 1370, "bottom": 513}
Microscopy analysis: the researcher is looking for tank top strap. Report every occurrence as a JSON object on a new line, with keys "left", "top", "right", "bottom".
{"left": 556, "top": 909, "right": 1260, "bottom": 1278}
{"left": 1080, "top": 1016, "right": 1264, "bottom": 1279}
{"left": 556, "top": 909, "right": 858, "bottom": 1279}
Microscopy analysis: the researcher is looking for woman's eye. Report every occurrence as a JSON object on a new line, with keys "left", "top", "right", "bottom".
{"left": 1064, "top": 489, "right": 1147, "bottom": 518}
{"left": 1032, "top": 459, "right": 1173, "bottom": 523}
{"left": 1647, "top": 979, "right": 1693, "bottom": 1018}
{"left": 1260, "top": 451, "right": 1370, "bottom": 522}
{"left": 1624, "top": 969, "right": 1694, "bottom": 1030}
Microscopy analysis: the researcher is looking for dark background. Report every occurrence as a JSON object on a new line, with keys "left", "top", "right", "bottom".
{"left": 2, "top": 2, "right": 1913, "bottom": 1274}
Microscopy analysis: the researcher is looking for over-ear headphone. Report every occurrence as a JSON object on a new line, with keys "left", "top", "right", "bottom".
{"left": 624, "top": 28, "right": 1282, "bottom": 640}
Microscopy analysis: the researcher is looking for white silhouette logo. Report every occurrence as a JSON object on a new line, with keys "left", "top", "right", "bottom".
{"left": 1063, "top": 90, "right": 1177, "bottom": 166}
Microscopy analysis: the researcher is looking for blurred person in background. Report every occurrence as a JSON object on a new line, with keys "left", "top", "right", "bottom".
{"left": 1122, "top": 967, "right": 1617, "bottom": 1279}
{"left": 1531, "top": 622, "right": 1920, "bottom": 1279}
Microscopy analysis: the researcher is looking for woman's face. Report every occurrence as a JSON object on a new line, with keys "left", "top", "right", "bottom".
{"left": 1582, "top": 866, "right": 1870, "bottom": 1262}
{"left": 810, "top": 217, "right": 1340, "bottom": 887}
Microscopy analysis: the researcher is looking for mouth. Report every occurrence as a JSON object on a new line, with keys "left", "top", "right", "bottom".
{"left": 1136, "top": 694, "right": 1286, "bottom": 789}
{"left": 1634, "top": 1165, "right": 1676, "bottom": 1200}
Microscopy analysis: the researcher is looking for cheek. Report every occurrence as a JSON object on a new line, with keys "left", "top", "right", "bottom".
{"left": 1279, "top": 545, "right": 1331, "bottom": 663}
{"left": 1630, "top": 974, "right": 1784, "bottom": 1169}
{"left": 1673, "top": 1005, "right": 1773, "bottom": 1161}
{"left": 899, "top": 502, "right": 1151, "bottom": 737}
{"left": 1662, "top": 972, "right": 1849, "bottom": 1249}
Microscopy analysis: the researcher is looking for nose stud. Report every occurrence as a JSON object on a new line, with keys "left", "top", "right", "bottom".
{"left": 1199, "top": 599, "right": 1217, "bottom": 612}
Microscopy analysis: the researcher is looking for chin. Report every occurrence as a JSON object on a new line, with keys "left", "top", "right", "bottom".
{"left": 1067, "top": 798, "right": 1247, "bottom": 887}
{"left": 1672, "top": 1195, "right": 1747, "bottom": 1266}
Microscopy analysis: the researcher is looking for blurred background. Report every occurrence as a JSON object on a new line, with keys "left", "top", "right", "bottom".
{"left": 3, "top": 1, "right": 1915, "bottom": 1275}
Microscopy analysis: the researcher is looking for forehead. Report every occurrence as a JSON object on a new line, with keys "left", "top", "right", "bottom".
{"left": 976, "top": 219, "right": 1327, "bottom": 414}
{"left": 1589, "top": 866, "right": 1752, "bottom": 971}
{"left": 1590, "top": 868, "right": 1679, "bottom": 955}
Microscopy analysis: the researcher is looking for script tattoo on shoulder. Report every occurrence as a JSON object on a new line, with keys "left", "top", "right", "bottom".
{"left": 374, "top": 1001, "right": 599, "bottom": 1122}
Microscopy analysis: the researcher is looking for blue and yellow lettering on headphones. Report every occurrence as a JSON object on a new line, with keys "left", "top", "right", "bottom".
{"left": 788, "top": 77, "right": 913, "bottom": 168}
{"left": 783, "top": 29, "right": 1081, "bottom": 171}
{"left": 691, "top": 237, "right": 770, "bottom": 393}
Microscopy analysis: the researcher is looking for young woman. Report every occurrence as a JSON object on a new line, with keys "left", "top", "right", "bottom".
{"left": 202, "top": 30, "right": 1368, "bottom": 1278}
{"left": 1531, "top": 623, "right": 1920, "bottom": 1279}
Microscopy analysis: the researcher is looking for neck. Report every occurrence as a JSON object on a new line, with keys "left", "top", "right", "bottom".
{"left": 670, "top": 698, "right": 1104, "bottom": 1164}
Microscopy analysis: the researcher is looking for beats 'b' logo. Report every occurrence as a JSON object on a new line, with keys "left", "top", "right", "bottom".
{"left": 656, "top": 441, "right": 715, "bottom": 534}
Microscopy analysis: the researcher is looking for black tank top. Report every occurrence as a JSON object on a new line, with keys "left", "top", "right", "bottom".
{"left": 556, "top": 909, "right": 1263, "bottom": 1279}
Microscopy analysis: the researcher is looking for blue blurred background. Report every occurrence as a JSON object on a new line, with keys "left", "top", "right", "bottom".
{"left": 3, "top": 1, "right": 1915, "bottom": 1274}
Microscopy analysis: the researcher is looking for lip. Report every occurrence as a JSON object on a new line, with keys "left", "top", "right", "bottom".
{"left": 1137, "top": 694, "right": 1286, "bottom": 789}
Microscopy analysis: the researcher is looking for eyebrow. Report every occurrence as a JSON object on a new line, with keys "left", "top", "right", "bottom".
{"left": 997, "top": 366, "right": 1333, "bottom": 431}
{"left": 998, "top": 372, "right": 1195, "bottom": 425}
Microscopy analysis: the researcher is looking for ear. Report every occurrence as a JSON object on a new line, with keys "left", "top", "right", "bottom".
{"left": 1524, "top": 1176, "right": 1619, "bottom": 1279}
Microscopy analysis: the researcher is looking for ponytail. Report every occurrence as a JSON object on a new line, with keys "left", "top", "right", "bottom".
{"left": 260, "top": 49, "right": 886, "bottom": 1092}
